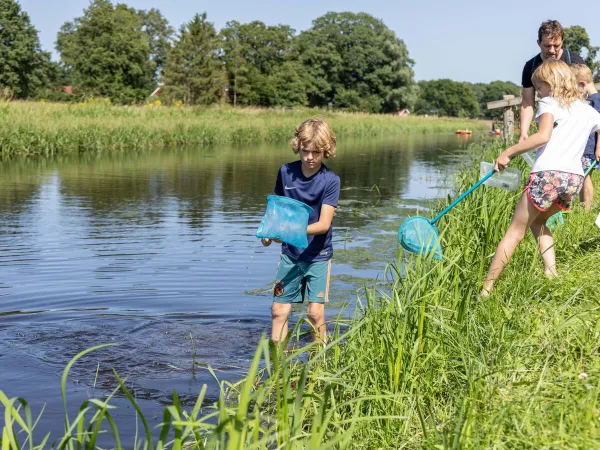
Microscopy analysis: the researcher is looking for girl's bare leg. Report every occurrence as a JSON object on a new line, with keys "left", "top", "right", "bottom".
{"left": 529, "top": 205, "right": 562, "bottom": 277}
{"left": 482, "top": 193, "right": 542, "bottom": 296}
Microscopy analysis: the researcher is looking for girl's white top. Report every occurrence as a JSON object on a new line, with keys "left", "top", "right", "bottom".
{"left": 532, "top": 96, "right": 600, "bottom": 176}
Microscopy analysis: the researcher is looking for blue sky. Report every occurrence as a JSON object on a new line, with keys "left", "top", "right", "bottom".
{"left": 19, "top": 0, "right": 600, "bottom": 84}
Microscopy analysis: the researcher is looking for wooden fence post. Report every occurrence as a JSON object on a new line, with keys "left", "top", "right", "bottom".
{"left": 502, "top": 95, "right": 515, "bottom": 144}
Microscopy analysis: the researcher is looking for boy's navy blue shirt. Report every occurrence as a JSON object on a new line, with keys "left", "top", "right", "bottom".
{"left": 584, "top": 93, "right": 600, "bottom": 157}
{"left": 274, "top": 161, "right": 340, "bottom": 262}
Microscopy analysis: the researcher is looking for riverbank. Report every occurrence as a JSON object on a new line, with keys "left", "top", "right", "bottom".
{"left": 192, "top": 140, "right": 600, "bottom": 447}
{"left": 3, "top": 139, "right": 599, "bottom": 448}
{"left": 0, "top": 100, "right": 486, "bottom": 158}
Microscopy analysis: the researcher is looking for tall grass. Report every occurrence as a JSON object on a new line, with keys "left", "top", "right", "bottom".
{"left": 3, "top": 140, "right": 600, "bottom": 448}
{"left": 0, "top": 101, "right": 486, "bottom": 158}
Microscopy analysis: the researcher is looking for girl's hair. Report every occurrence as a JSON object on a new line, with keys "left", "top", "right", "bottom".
{"left": 571, "top": 63, "right": 593, "bottom": 84}
{"left": 290, "top": 118, "right": 337, "bottom": 159}
{"left": 532, "top": 59, "right": 581, "bottom": 107}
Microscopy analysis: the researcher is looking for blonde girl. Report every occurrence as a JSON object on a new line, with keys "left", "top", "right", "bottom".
{"left": 482, "top": 59, "right": 600, "bottom": 296}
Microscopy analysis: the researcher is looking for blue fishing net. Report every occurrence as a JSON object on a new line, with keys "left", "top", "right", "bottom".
{"left": 397, "top": 216, "right": 442, "bottom": 260}
{"left": 256, "top": 195, "right": 314, "bottom": 249}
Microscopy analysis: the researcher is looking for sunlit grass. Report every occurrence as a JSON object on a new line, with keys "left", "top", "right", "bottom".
{"left": 0, "top": 101, "right": 487, "bottom": 158}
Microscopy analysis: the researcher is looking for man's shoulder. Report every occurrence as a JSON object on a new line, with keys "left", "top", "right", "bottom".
{"left": 566, "top": 50, "right": 585, "bottom": 64}
{"left": 523, "top": 54, "right": 541, "bottom": 73}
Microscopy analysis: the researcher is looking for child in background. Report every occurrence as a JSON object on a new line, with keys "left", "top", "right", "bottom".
{"left": 571, "top": 64, "right": 600, "bottom": 210}
{"left": 262, "top": 119, "right": 340, "bottom": 346}
{"left": 482, "top": 60, "right": 600, "bottom": 297}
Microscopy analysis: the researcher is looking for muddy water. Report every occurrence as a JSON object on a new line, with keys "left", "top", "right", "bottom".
{"left": 0, "top": 134, "right": 472, "bottom": 443}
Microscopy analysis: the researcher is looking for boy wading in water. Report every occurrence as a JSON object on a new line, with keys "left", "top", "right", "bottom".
{"left": 262, "top": 119, "right": 340, "bottom": 347}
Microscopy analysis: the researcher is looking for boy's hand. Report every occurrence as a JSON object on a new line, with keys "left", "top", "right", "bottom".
{"left": 494, "top": 152, "right": 511, "bottom": 172}
{"left": 261, "top": 238, "right": 282, "bottom": 246}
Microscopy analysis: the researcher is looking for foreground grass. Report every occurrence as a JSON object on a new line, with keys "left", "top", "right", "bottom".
{"left": 0, "top": 101, "right": 486, "bottom": 159}
{"left": 2, "top": 140, "right": 600, "bottom": 448}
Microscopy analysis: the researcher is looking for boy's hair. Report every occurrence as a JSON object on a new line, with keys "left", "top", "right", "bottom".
{"left": 532, "top": 59, "right": 580, "bottom": 107}
{"left": 291, "top": 118, "right": 336, "bottom": 159}
{"left": 538, "top": 20, "right": 563, "bottom": 41}
{"left": 571, "top": 64, "right": 593, "bottom": 84}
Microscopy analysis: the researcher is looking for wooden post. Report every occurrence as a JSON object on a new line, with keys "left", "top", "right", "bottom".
{"left": 502, "top": 95, "right": 515, "bottom": 144}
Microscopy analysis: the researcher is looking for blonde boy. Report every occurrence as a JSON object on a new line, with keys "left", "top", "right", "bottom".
{"left": 262, "top": 119, "right": 340, "bottom": 346}
{"left": 572, "top": 64, "right": 600, "bottom": 210}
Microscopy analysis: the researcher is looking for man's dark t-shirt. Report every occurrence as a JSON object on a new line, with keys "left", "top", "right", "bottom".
{"left": 521, "top": 50, "right": 585, "bottom": 88}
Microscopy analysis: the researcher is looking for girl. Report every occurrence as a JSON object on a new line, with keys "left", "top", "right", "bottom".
{"left": 482, "top": 59, "right": 600, "bottom": 297}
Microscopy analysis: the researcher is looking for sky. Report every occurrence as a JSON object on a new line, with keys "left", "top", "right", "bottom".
{"left": 19, "top": 0, "right": 600, "bottom": 85}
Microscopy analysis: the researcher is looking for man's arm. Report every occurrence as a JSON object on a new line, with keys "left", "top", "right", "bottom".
{"left": 519, "top": 87, "right": 535, "bottom": 142}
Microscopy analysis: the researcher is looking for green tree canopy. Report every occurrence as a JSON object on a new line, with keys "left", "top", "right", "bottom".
{"left": 296, "top": 12, "right": 418, "bottom": 113}
{"left": 0, "top": 0, "right": 53, "bottom": 98}
{"left": 219, "top": 21, "right": 305, "bottom": 107}
{"left": 416, "top": 79, "right": 480, "bottom": 118}
{"left": 564, "top": 25, "right": 599, "bottom": 81}
{"left": 162, "top": 13, "right": 224, "bottom": 105}
{"left": 56, "top": 0, "right": 157, "bottom": 103}
{"left": 469, "top": 80, "right": 521, "bottom": 120}
{"left": 139, "top": 8, "right": 174, "bottom": 79}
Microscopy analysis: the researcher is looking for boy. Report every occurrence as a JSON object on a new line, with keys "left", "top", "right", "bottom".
{"left": 572, "top": 64, "right": 600, "bottom": 210}
{"left": 261, "top": 118, "right": 340, "bottom": 347}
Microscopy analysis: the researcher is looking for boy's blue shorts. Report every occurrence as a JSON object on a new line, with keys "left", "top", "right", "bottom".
{"left": 273, "top": 254, "right": 331, "bottom": 304}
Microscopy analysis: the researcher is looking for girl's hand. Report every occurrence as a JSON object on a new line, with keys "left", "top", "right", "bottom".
{"left": 494, "top": 152, "right": 511, "bottom": 172}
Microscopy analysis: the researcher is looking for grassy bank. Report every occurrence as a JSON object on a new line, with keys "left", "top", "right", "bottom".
{"left": 3, "top": 140, "right": 600, "bottom": 449}
{"left": 0, "top": 100, "right": 486, "bottom": 159}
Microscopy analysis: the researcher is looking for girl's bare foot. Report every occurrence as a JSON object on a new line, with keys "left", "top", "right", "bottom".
{"left": 544, "top": 268, "right": 558, "bottom": 278}
{"left": 481, "top": 285, "right": 493, "bottom": 298}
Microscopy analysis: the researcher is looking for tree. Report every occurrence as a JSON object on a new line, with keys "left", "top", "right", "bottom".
{"left": 415, "top": 79, "right": 480, "bottom": 118}
{"left": 0, "top": 0, "right": 53, "bottom": 98}
{"left": 56, "top": 0, "right": 156, "bottom": 103}
{"left": 296, "top": 12, "right": 418, "bottom": 113}
{"left": 564, "top": 26, "right": 599, "bottom": 81}
{"left": 469, "top": 80, "right": 521, "bottom": 120}
{"left": 162, "top": 13, "right": 224, "bottom": 105}
{"left": 219, "top": 21, "right": 304, "bottom": 107}
{"left": 139, "top": 8, "right": 174, "bottom": 80}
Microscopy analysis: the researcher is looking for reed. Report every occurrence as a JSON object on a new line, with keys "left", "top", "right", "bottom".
{"left": 0, "top": 100, "right": 487, "bottom": 159}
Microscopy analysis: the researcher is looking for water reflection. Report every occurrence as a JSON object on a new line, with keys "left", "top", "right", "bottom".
{"left": 0, "top": 134, "right": 469, "bottom": 442}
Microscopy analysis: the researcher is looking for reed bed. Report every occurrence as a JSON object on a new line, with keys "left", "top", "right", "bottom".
{"left": 0, "top": 100, "right": 486, "bottom": 158}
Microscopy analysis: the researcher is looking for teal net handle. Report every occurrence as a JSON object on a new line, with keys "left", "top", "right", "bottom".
{"left": 585, "top": 160, "right": 598, "bottom": 177}
{"left": 430, "top": 170, "right": 495, "bottom": 225}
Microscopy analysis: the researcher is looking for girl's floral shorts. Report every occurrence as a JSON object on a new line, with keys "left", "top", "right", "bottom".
{"left": 526, "top": 171, "right": 583, "bottom": 211}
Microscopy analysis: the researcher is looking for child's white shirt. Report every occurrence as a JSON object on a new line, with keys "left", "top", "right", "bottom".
{"left": 532, "top": 96, "right": 600, "bottom": 176}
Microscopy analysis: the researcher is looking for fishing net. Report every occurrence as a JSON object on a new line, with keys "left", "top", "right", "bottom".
{"left": 256, "top": 195, "right": 313, "bottom": 249}
{"left": 397, "top": 216, "right": 442, "bottom": 260}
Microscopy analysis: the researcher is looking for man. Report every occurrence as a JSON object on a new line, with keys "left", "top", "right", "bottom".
{"left": 519, "top": 20, "right": 586, "bottom": 142}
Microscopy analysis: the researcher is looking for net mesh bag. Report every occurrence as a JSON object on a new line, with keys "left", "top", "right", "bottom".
{"left": 397, "top": 216, "right": 442, "bottom": 260}
{"left": 256, "top": 195, "right": 313, "bottom": 249}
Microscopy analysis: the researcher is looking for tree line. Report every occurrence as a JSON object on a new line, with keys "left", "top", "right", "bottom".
{"left": 1, "top": 0, "right": 598, "bottom": 117}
